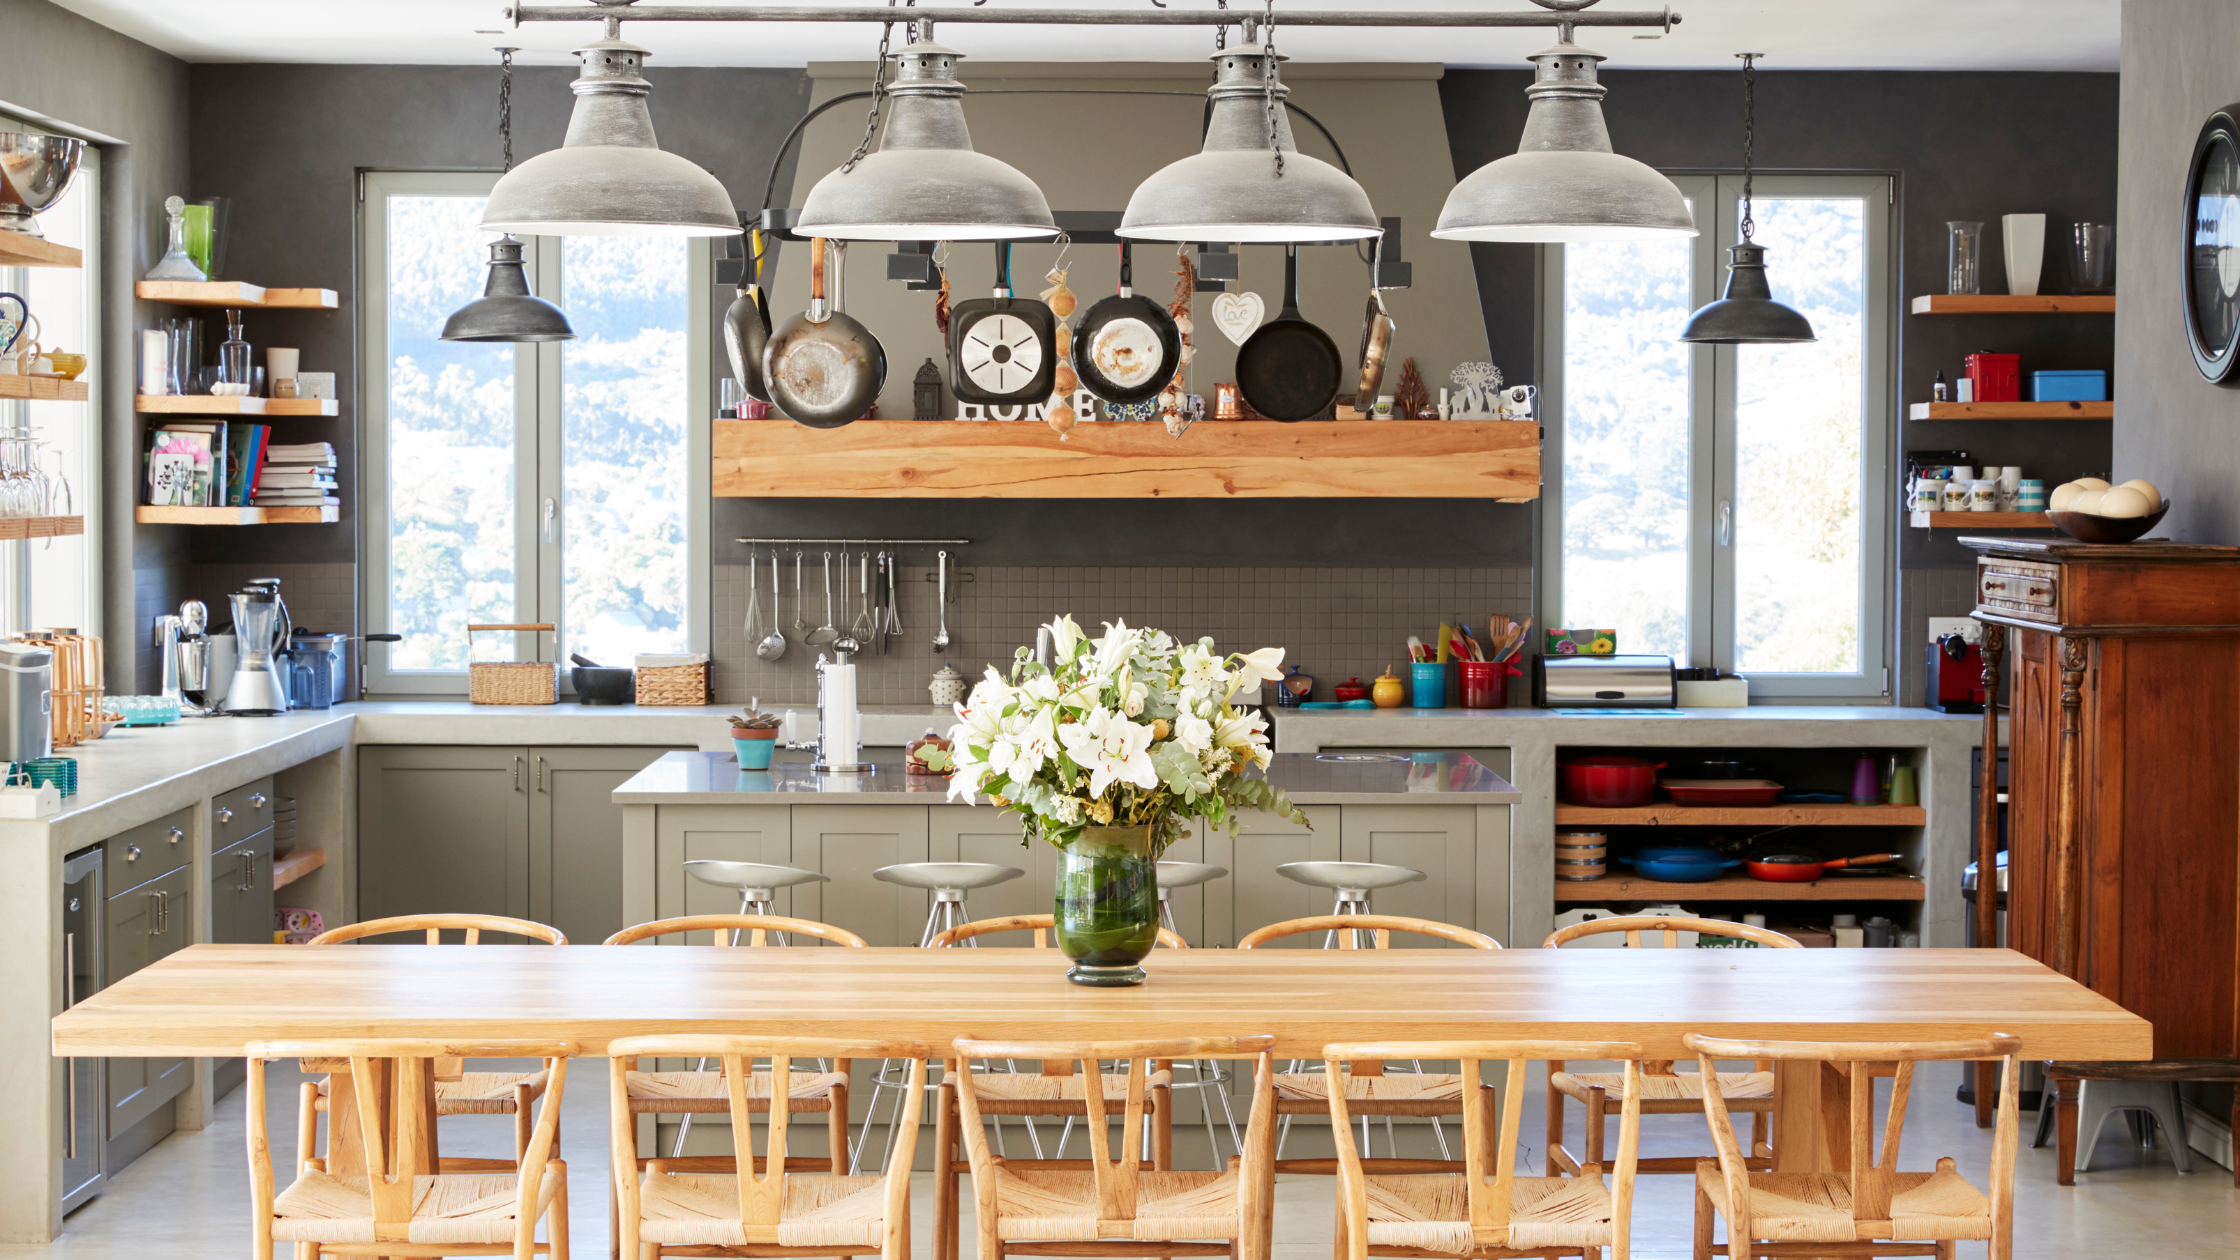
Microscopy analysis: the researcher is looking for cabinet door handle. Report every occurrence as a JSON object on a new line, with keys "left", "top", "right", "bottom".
{"left": 147, "top": 890, "right": 162, "bottom": 936}
{"left": 248, "top": 792, "right": 268, "bottom": 809}
{"left": 240, "top": 853, "right": 258, "bottom": 892}
{"left": 124, "top": 842, "right": 141, "bottom": 863}
{"left": 514, "top": 755, "right": 524, "bottom": 791}
{"left": 535, "top": 756, "right": 545, "bottom": 793}
{"left": 63, "top": 930, "right": 75, "bottom": 1158}
{"left": 167, "top": 827, "right": 184, "bottom": 845}
{"left": 215, "top": 807, "right": 235, "bottom": 825}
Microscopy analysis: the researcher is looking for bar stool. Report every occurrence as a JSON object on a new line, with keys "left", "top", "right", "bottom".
{"left": 683, "top": 859, "right": 830, "bottom": 936}
{"left": 1154, "top": 861, "right": 1245, "bottom": 1161}
{"left": 1275, "top": 860, "right": 1427, "bottom": 947}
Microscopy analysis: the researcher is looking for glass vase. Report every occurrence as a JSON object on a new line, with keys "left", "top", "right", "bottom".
{"left": 1054, "top": 823, "right": 1159, "bottom": 987}
{"left": 1946, "top": 221, "right": 1984, "bottom": 295}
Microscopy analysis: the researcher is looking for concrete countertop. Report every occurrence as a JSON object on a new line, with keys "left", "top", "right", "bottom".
{"left": 614, "top": 750, "right": 1521, "bottom": 806}
{"left": 1270, "top": 704, "right": 1989, "bottom": 752}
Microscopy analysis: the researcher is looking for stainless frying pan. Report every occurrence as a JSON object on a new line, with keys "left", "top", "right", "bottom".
{"left": 764, "top": 238, "right": 886, "bottom": 429}
{"left": 1356, "top": 235, "right": 1396, "bottom": 404}
{"left": 723, "top": 228, "right": 773, "bottom": 403}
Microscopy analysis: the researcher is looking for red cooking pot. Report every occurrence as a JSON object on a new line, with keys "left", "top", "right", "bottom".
{"left": 1557, "top": 754, "right": 1666, "bottom": 808}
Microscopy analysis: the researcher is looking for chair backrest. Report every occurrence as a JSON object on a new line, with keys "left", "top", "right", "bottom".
{"left": 1323, "top": 1039, "right": 1643, "bottom": 1260}
{"left": 1685, "top": 1033, "right": 2021, "bottom": 1235}
{"left": 604, "top": 914, "right": 869, "bottom": 948}
{"left": 953, "top": 1035, "right": 1276, "bottom": 1233}
{"left": 607, "top": 1036, "right": 929, "bottom": 1249}
{"left": 1542, "top": 914, "right": 1800, "bottom": 950}
{"left": 931, "top": 912, "right": 1188, "bottom": 950}
{"left": 308, "top": 913, "right": 567, "bottom": 945}
{"left": 245, "top": 1039, "right": 570, "bottom": 1251}
{"left": 1239, "top": 914, "right": 1502, "bottom": 950}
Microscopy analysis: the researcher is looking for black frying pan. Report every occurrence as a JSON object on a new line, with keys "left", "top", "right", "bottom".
{"left": 948, "top": 242, "right": 1057, "bottom": 405}
{"left": 723, "top": 228, "right": 773, "bottom": 403}
{"left": 1073, "top": 241, "right": 1181, "bottom": 406}
{"left": 1237, "top": 245, "right": 1342, "bottom": 422}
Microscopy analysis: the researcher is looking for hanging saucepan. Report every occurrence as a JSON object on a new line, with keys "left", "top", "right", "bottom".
{"left": 1355, "top": 235, "right": 1396, "bottom": 405}
{"left": 948, "top": 241, "right": 1057, "bottom": 405}
{"left": 1073, "top": 241, "right": 1180, "bottom": 407}
{"left": 764, "top": 237, "right": 885, "bottom": 429}
{"left": 723, "top": 228, "right": 773, "bottom": 403}
{"left": 1237, "top": 245, "right": 1343, "bottom": 422}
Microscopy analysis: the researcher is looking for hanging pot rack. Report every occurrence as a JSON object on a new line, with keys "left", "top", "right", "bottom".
{"left": 506, "top": 3, "right": 1683, "bottom": 35}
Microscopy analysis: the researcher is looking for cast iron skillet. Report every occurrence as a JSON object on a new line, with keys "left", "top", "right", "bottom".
{"left": 948, "top": 241, "right": 1058, "bottom": 405}
{"left": 723, "top": 228, "right": 773, "bottom": 403}
{"left": 1073, "top": 241, "right": 1181, "bottom": 407}
{"left": 1238, "top": 244, "right": 1343, "bottom": 422}
{"left": 764, "top": 237, "right": 885, "bottom": 429}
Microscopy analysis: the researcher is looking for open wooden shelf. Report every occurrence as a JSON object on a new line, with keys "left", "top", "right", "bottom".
{"left": 135, "top": 281, "right": 338, "bottom": 309}
{"left": 135, "top": 395, "right": 337, "bottom": 416}
{"left": 714, "top": 419, "right": 1542, "bottom": 499}
{"left": 0, "top": 234, "right": 83, "bottom": 268}
{"left": 0, "top": 375, "right": 89, "bottom": 402}
{"left": 136, "top": 505, "right": 337, "bottom": 524}
{"left": 1553, "top": 875, "right": 1925, "bottom": 903}
{"left": 1554, "top": 801, "right": 1926, "bottom": 827}
{"left": 0, "top": 516, "right": 83, "bottom": 540}
{"left": 1910, "top": 295, "right": 2114, "bottom": 314}
{"left": 1909, "top": 401, "right": 2110, "bottom": 421}
{"left": 1910, "top": 510, "right": 2053, "bottom": 530}
{"left": 271, "top": 848, "right": 325, "bottom": 891}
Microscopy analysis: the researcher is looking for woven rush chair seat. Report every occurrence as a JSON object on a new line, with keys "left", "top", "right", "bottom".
{"left": 1691, "top": 1163, "right": 1994, "bottom": 1245}
{"left": 1356, "top": 1172, "right": 1618, "bottom": 1253}
{"left": 981, "top": 1167, "right": 1254, "bottom": 1242}
{"left": 270, "top": 1170, "right": 562, "bottom": 1245}
{"left": 1273, "top": 1068, "right": 1468, "bottom": 1110}
{"left": 635, "top": 1170, "right": 891, "bottom": 1248}
{"left": 316, "top": 1069, "right": 553, "bottom": 1115}
{"left": 1550, "top": 1068, "right": 1774, "bottom": 1106}
{"left": 966, "top": 1067, "right": 1176, "bottom": 1113}
{"left": 625, "top": 1067, "right": 852, "bottom": 1114}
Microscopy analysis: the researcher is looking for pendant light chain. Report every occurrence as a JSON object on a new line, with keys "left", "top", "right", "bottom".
{"left": 843, "top": 0, "right": 914, "bottom": 175}
{"left": 1263, "top": 0, "right": 1283, "bottom": 179}
{"left": 498, "top": 47, "right": 515, "bottom": 173}
{"left": 1739, "top": 52, "right": 1757, "bottom": 244}
{"left": 1215, "top": 0, "right": 1228, "bottom": 51}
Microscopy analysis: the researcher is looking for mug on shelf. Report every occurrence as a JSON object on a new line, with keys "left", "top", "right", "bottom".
{"left": 1912, "top": 479, "right": 1948, "bottom": 512}
{"left": 1941, "top": 482, "right": 1973, "bottom": 512}
{"left": 1409, "top": 661, "right": 1448, "bottom": 709}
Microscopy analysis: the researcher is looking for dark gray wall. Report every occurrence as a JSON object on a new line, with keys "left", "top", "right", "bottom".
{"left": 2114, "top": 0, "right": 2240, "bottom": 543}
{"left": 1441, "top": 67, "right": 2122, "bottom": 571}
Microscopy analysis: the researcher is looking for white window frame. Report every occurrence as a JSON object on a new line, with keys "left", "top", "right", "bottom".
{"left": 359, "top": 170, "right": 712, "bottom": 696}
{"left": 1539, "top": 171, "right": 1895, "bottom": 702}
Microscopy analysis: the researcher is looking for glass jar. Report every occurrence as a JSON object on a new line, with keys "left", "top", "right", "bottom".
{"left": 1053, "top": 823, "right": 1158, "bottom": 986}
{"left": 1946, "top": 221, "right": 1984, "bottom": 295}
{"left": 219, "top": 308, "right": 251, "bottom": 388}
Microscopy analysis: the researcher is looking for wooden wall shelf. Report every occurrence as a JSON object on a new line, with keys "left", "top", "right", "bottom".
{"left": 714, "top": 419, "right": 1542, "bottom": 500}
{"left": 0, "top": 234, "right": 83, "bottom": 268}
{"left": 135, "top": 281, "right": 338, "bottom": 309}
{"left": 0, "top": 375, "right": 89, "bottom": 402}
{"left": 0, "top": 516, "right": 84, "bottom": 540}
{"left": 1553, "top": 875, "right": 1925, "bottom": 903}
{"left": 1910, "top": 511, "right": 2053, "bottom": 530}
{"left": 136, "top": 505, "right": 337, "bottom": 524}
{"left": 1910, "top": 295, "right": 2114, "bottom": 314}
{"left": 271, "top": 848, "right": 325, "bottom": 891}
{"left": 1553, "top": 802, "right": 1926, "bottom": 827}
{"left": 135, "top": 395, "right": 337, "bottom": 416}
{"left": 1909, "top": 401, "right": 2111, "bottom": 421}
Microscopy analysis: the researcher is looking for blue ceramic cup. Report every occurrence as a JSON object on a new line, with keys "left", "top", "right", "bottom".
{"left": 1409, "top": 662, "right": 1449, "bottom": 709}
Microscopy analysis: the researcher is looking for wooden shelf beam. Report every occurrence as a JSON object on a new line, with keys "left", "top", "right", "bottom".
{"left": 1909, "top": 401, "right": 2110, "bottom": 421}
{"left": 0, "top": 234, "right": 83, "bottom": 268}
{"left": 1553, "top": 802, "right": 1927, "bottom": 827}
{"left": 271, "top": 848, "right": 325, "bottom": 891}
{"left": 135, "top": 281, "right": 338, "bottom": 309}
{"left": 0, "top": 516, "right": 84, "bottom": 540}
{"left": 1910, "top": 295, "right": 2114, "bottom": 314}
{"left": 1910, "top": 511, "right": 2054, "bottom": 530}
{"left": 136, "top": 505, "right": 337, "bottom": 524}
{"left": 1553, "top": 875, "right": 1925, "bottom": 903}
{"left": 135, "top": 395, "right": 337, "bottom": 416}
{"left": 0, "top": 375, "right": 89, "bottom": 402}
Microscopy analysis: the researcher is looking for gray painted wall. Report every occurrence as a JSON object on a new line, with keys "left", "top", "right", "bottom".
{"left": 2114, "top": 0, "right": 2240, "bottom": 543}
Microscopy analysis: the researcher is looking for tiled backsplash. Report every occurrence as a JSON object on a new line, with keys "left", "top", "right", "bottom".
{"left": 132, "top": 562, "right": 357, "bottom": 697}
{"left": 711, "top": 564, "right": 1535, "bottom": 708}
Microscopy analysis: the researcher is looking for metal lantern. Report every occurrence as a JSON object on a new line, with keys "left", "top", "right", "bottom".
{"left": 1118, "top": 41, "right": 1379, "bottom": 243}
{"left": 1434, "top": 37, "right": 1696, "bottom": 243}
{"left": 481, "top": 31, "right": 740, "bottom": 238}
{"left": 1681, "top": 56, "right": 1815, "bottom": 345}
{"left": 442, "top": 236, "right": 575, "bottom": 343}
{"left": 913, "top": 357, "right": 945, "bottom": 419}
{"left": 798, "top": 36, "right": 1056, "bottom": 241}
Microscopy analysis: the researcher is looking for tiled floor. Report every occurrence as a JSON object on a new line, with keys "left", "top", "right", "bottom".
{"left": 21, "top": 1059, "right": 2236, "bottom": 1260}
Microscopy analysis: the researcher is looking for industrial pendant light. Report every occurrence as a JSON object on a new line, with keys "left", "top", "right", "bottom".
{"left": 481, "top": 18, "right": 740, "bottom": 237}
{"left": 1119, "top": 11, "right": 1378, "bottom": 244}
{"left": 1681, "top": 55, "right": 1815, "bottom": 344}
{"left": 446, "top": 51, "right": 574, "bottom": 344}
{"left": 1433, "top": 21, "right": 1695, "bottom": 242}
{"left": 797, "top": 24, "right": 1056, "bottom": 241}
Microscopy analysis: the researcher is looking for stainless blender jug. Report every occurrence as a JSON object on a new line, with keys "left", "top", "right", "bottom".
{"left": 222, "top": 579, "right": 291, "bottom": 715}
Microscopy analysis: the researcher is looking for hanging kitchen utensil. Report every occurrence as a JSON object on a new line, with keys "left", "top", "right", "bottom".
{"left": 764, "top": 237, "right": 884, "bottom": 428}
{"left": 1356, "top": 234, "right": 1396, "bottom": 403}
{"left": 1236, "top": 244, "right": 1342, "bottom": 422}
{"left": 1072, "top": 241, "right": 1181, "bottom": 406}
{"left": 723, "top": 228, "right": 774, "bottom": 402}
{"left": 948, "top": 241, "right": 1057, "bottom": 404}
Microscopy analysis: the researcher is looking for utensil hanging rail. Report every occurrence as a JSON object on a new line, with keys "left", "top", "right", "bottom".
{"left": 511, "top": 5, "right": 1683, "bottom": 32}
{"left": 734, "top": 537, "right": 970, "bottom": 546}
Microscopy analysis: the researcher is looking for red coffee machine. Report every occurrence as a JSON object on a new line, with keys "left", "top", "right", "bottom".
{"left": 1927, "top": 633, "right": 1988, "bottom": 714}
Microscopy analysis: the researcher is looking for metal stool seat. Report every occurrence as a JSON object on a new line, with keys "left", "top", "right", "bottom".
{"left": 684, "top": 860, "right": 830, "bottom": 913}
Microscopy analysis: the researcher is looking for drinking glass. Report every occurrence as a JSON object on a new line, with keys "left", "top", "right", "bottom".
{"left": 1947, "top": 221, "right": 1984, "bottom": 295}
{"left": 182, "top": 204, "right": 215, "bottom": 278}
{"left": 2070, "top": 222, "right": 2116, "bottom": 294}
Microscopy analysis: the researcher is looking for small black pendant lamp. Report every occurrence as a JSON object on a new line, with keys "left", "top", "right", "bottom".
{"left": 1681, "top": 55, "right": 1815, "bottom": 345}
{"left": 444, "top": 49, "right": 575, "bottom": 344}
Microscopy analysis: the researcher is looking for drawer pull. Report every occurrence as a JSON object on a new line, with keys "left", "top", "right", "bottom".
{"left": 215, "top": 807, "right": 234, "bottom": 824}
{"left": 123, "top": 843, "right": 141, "bottom": 863}
{"left": 1983, "top": 578, "right": 2008, "bottom": 592}
{"left": 167, "top": 827, "right": 183, "bottom": 845}
{"left": 249, "top": 792, "right": 268, "bottom": 809}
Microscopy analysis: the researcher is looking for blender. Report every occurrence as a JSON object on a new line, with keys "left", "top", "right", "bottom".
{"left": 222, "top": 579, "right": 291, "bottom": 715}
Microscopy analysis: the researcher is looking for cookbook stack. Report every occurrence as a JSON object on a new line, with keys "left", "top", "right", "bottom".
{"left": 254, "top": 442, "right": 337, "bottom": 507}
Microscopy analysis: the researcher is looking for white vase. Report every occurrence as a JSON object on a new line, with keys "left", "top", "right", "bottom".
{"left": 2003, "top": 213, "right": 2047, "bottom": 297}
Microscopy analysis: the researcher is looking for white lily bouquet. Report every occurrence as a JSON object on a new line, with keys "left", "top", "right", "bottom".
{"left": 945, "top": 616, "right": 1311, "bottom": 852}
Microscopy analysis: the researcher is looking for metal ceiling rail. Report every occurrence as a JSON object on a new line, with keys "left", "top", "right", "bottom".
{"left": 507, "top": 4, "right": 1683, "bottom": 32}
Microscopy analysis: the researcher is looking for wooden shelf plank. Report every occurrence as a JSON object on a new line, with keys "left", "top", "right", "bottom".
{"left": 135, "top": 281, "right": 338, "bottom": 309}
{"left": 270, "top": 848, "right": 325, "bottom": 891}
{"left": 1910, "top": 294, "right": 2115, "bottom": 314}
{"left": 1909, "top": 401, "right": 2110, "bottom": 421}
{"left": 1554, "top": 802, "right": 1927, "bottom": 827}
{"left": 0, "top": 374, "right": 89, "bottom": 402}
{"left": 1910, "top": 511, "right": 2054, "bottom": 530}
{"left": 136, "top": 505, "right": 337, "bottom": 524}
{"left": 0, "top": 234, "right": 83, "bottom": 268}
{"left": 714, "top": 419, "right": 1542, "bottom": 499}
{"left": 0, "top": 516, "right": 84, "bottom": 540}
{"left": 134, "top": 395, "right": 337, "bottom": 416}
{"left": 1553, "top": 875, "right": 1925, "bottom": 903}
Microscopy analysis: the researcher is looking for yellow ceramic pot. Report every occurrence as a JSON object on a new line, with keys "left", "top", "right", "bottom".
{"left": 1371, "top": 670, "right": 1407, "bottom": 708}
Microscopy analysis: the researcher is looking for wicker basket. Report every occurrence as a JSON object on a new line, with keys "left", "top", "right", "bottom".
{"left": 634, "top": 661, "right": 709, "bottom": 706}
{"left": 467, "top": 624, "right": 556, "bottom": 705}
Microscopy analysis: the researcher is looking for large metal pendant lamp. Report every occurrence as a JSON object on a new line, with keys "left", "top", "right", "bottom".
{"left": 1433, "top": 25, "right": 1695, "bottom": 242}
{"left": 481, "top": 20, "right": 740, "bottom": 237}
{"left": 1681, "top": 55, "right": 1816, "bottom": 344}
{"left": 1118, "top": 17, "right": 1379, "bottom": 244}
{"left": 445, "top": 50, "right": 575, "bottom": 344}
{"left": 797, "top": 26, "right": 1056, "bottom": 241}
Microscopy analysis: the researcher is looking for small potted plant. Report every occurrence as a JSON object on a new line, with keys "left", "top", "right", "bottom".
{"left": 728, "top": 707, "right": 781, "bottom": 770}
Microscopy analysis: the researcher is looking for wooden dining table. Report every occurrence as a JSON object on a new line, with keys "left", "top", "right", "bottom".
{"left": 53, "top": 943, "right": 2150, "bottom": 1176}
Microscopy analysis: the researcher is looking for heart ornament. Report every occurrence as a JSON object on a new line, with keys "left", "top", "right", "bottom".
{"left": 1211, "top": 291, "right": 1264, "bottom": 346}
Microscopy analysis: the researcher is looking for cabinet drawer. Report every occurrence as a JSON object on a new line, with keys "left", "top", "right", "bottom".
{"left": 212, "top": 776, "right": 276, "bottom": 849}
{"left": 1977, "top": 558, "right": 2059, "bottom": 622}
{"left": 103, "top": 806, "right": 193, "bottom": 888}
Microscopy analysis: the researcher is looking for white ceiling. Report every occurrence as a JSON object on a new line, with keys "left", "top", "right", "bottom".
{"left": 51, "top": 0, "right": 2119, "bottom": 71}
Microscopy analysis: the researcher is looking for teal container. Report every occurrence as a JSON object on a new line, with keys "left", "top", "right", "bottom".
{"left": 733, "top": 733, "right": 776, "bottom": 770}
{"left": 1410, "top": 662, "right": 1449, "bottom": 709}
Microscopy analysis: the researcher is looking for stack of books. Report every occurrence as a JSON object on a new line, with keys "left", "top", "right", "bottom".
{"left": 255, "top": 442, "right": 338, "bottom": 507}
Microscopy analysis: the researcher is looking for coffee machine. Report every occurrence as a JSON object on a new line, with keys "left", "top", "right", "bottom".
{"left": 1926, "top": 633, "right": 1988, "bottom": 714}
{"left": 221, "top": 579, "right": 291, "bottom": 715}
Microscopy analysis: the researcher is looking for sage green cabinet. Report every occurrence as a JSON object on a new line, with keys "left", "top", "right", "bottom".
{"left": 1203, "top": 806, "right": 1336, "bottom": 948}
{"left": 104, "top": 864, "right": 193, "bottom": 1139}
{"left": 928, "top": 805, "right": 1047, "bottom": 926}
{"left": 790, "top": 805, "right": 931, "bottom": 947}
{"left": 1338, "top": 805, "right": 1478, "bottom": 947}
{"left": 210, "top": 829, "right": 276, "bottom": 947}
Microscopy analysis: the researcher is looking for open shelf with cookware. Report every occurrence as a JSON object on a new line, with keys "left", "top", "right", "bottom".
{"left": 1553, "top": 875, "right": 1926, "bottom": 904}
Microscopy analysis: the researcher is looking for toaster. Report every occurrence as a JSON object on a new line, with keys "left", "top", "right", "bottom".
{"left": 1533, "top": 654, "right": 1676, "bottom": 708}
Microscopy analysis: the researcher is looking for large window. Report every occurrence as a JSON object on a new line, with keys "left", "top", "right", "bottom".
{"left": 361, "top": 172, "right": 709, "bottom": 694}
{"left": 1543, "top": 173, "right": 1893, "bottom": 700}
